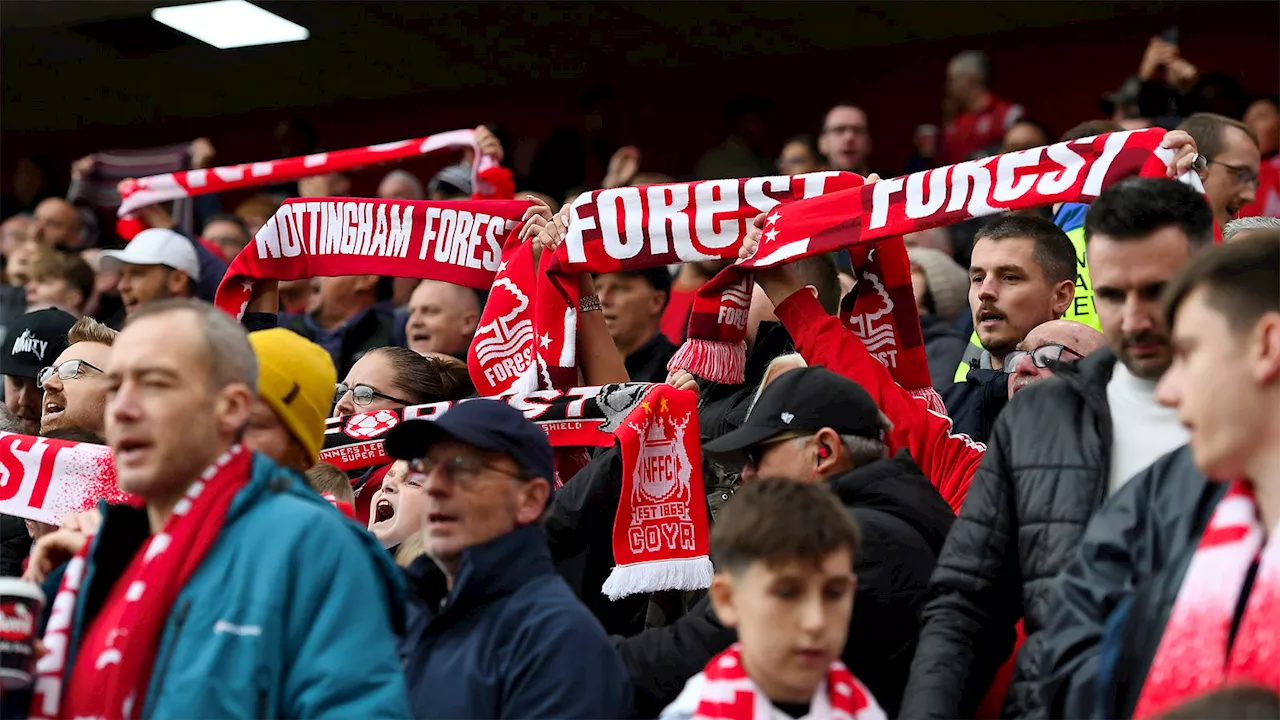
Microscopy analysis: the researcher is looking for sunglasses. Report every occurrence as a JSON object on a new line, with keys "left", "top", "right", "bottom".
{"left": 1003, "top": 343, "right": 1084, "bottom": 372}
{"left": 334, "top": 382, "right": 413, "bottom": 407}
{"left": 37, "top": 359, "right": 105, "bottom": 390}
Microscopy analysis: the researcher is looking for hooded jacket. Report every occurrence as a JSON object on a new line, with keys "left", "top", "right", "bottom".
{"left": 616, "top": 451, "right": 955, "bottom": 718}
{"left": 900, "top": 349, "right": 1119, "bottom": 720}
{"left": 24, "top": 452, "right": 409, "bottom": 719}
{"left": 401, "top": 523, "right": 632, "bottom": 719}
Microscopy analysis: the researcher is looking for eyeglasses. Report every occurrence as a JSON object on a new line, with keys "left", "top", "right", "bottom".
{"left": 823, "top": 124, "right": 868, "bottom": 138}
{"left": 37, "top": 359, "right": 105, "bottom": 390}
{"left": 407, "top": 454, "right": 527, "bottom": 487}
{"left": 1003, "top": 343, "right": 1084, "bottom": 372}
{"left": 743, "top": 432, "right": 811, "bottom": 468}
{"left": 1206, "top": 159, "right": 1260, "bottom": 188}
{"left": 334, "top": 383, "right": 412, "bottom": 407}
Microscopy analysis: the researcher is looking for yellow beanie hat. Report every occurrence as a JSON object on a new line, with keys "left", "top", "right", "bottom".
{"left": 248, "top": 328, "right": 337, "bottom": 463}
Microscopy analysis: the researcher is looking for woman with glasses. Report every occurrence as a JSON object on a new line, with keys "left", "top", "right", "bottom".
{"left": 332, "top": 346, "right": 474, "bottom": 418}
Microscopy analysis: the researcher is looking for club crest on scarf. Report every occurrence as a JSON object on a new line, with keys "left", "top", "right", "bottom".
{"left": 473, "top": 277, "right": 534, "bottom": 387}
{"left": 344, "top": 409, "right": 400, "bottom": 440}
{"left": 629, "top": 399, "right": 695, "bottom": 542}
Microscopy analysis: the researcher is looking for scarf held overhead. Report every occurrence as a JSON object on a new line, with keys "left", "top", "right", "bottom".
{"left": 467, "top": 171, "right": 862, "bottom": 396}
{"left": 675, "top": 127, "right": 1203, "bottom": 384}
{"left": 1133, "top": 480, "right": 1280, "bottom": 718}
{"left": 31, "top": 446, "right": 253, "bottom": 720}
{"left": 212, "top": 198, "right": 532, "bottom": 318}
{"left": 117, "top": 128, "right": 509, "bottom": 217}
{"left": 0, "top": 432, "right": 133, "bottom": 525}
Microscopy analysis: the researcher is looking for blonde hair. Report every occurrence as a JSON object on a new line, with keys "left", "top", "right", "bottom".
{"left": 395, "top": 532, "right": 426, "bottom": 567}
{"left": 67, "top": 316, "right": 119, "bottom": 347}
{"left": 745, "top": 353, "right": 808, "bottom": 419}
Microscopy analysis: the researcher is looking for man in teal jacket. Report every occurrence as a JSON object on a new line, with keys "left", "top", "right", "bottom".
{"left": 25, "top": 299, "right": 409, "bottom": 718}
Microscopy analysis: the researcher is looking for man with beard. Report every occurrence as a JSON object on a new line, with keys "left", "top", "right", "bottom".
{"left": 900, "top": 177, "right": 1213, "bottom": 719}
{"left": 39, "top": 317, "right": 116, "bottom": 438}
{"left": 1, "top": 308, "right": 74, "bottom": 434}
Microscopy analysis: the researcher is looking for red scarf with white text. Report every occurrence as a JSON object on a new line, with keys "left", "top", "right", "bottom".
{"left": 674, "top": 128, "right": 1203, "bottom": 384}
{"left": 672, "top": 644, "right": 886, "bottom": 720}
{"left": 31, "top": 446, "right": 253, "bottom": 720}
{"left": 117, "top": 128, "right": 511, "bottom": 217}
{"left": 212, "top": 198, "right": 532, "bottom": 317}
{"left": 1133, "top": 480, "right": 1280, "bottom": 718}
{"left": 0, "top": 433, "right": 133, "bottom": 526}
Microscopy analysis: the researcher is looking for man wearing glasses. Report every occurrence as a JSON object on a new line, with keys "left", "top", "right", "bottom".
{"left": 818, "top": 103, "right": 874, "bottom": 175}
{"left": 38, "top": 316, "right": 117, "bottom": 438}
{"left": 384, "top": 399, "right": 632, "bottom": 719}
{"left": 1004, "top": 320, "right": 1105, "bottom": 398}
{"left": 1, "top": 308, "right": 75, "bottom": 435}
{"left": 1179, "top": 113, "right": 1262, "bottom": 230}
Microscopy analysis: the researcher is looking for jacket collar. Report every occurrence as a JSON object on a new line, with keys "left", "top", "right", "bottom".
{"left": 406, "top": 523, "right": 554, "bottom": 612}
{"left": 1048, "top": 347, "right": 1118, "bottom": 406}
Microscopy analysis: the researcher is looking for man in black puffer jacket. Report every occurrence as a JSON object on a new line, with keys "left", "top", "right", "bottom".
{"left": 899, "top": 177, "right": 1214, "bottom": 719}
{"left": 617, "top": 367, "right": 955, "bottom": 718}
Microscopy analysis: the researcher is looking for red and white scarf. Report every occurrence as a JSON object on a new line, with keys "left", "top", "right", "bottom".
{"left": 31, "top": 445, "right": 253, "bottom": 720}
{"left": 0, "top": 432, "right": 134, "bottom": 526}
{"left": 673, "top": 128, "right": 1201, "bottom": 385}
{"left": 667, "top": 644, "right": 885, "bottom": 720}
{"left": 116, "top": 128, "right": 509, "bottom": 217}
{"left": 1133, "top": 480, "right": 1280, "bottom": 718}
{"left": 212, "top": 197, "right": 532, "bottom": 317}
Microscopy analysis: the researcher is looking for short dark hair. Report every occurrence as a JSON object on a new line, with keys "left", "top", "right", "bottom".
{"left": 1059, "top": 120, "right": 1122, "bottom": 142}
{"left": 1162, "top": 235, "right": 1279, "bottom": 333}
{"left": 1155, "top": 685, "right": 1280, "bottom": 720}
{"left": 792, "top": 253, "right": 842, "bottom": 314}
{"left": 711, "top": 478, "right": 860, "bottom": 576}
{"left": 1085, "top": 177, "right": 1215, "bottom": 249}
{"left": 369, "top": 346, "right": 475, "bottom": 405}
{"left": 974, "top": 215, "right": 1077, "bottom": 285}
{"left": 783, "top": 134, "right": 821, "bottom": 158}
{"left": 42, "top": 426, "right": 106, "bottom": 445}
{"left": 1177, "top": 113, "right": 1259, "bottom": 160}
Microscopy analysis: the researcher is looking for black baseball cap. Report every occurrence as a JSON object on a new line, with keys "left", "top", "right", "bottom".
{"left": 703, "top": 366, "right": 882, "bottom": 458}
{"left": 1, "top": 308, "right": 77, "bottom": 379}
{"left": 383, "top": 398, "right": 554, "bottom": 481}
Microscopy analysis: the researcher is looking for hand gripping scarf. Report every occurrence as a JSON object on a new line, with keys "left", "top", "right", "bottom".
{"left": 676, "top": 128, "right": 1203, "bottom": 387}
{"left": 117, "top": 128, "right": 511, "bottom": 218}
{"left": 212, "top": 197, "right": 533, "bottom": 317}
{"left": 1133, "top": 480, "right": 1280, "bottom": 718}
{"left": 669, "top": 644, "right": 886, "bottom": 720}
{"left": 31, "top": 446, "right": 253, "bottom": 720}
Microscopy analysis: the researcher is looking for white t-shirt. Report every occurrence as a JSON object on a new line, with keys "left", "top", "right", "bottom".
{"left": 1106, "top": 362, "right": 1189, "bottom": 495}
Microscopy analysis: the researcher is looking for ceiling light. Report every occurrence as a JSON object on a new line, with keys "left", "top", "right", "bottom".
{"left": 151, "top": 0, "right": 309, "bottom": 49}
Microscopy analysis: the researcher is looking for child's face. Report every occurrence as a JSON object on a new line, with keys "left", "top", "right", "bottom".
{"left": 709, "top": 550, "right": 856, "bottom": 704}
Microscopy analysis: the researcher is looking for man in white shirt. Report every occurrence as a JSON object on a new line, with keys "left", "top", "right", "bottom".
{"left": 901, "top": 174, "right": 1215, "bottom": 720}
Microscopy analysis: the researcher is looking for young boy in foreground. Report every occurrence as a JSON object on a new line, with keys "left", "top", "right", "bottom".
{"left": 661, "top": 478, "right": 886, "bottom": 720}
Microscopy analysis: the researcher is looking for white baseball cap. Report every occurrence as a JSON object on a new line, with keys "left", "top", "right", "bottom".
{"left": 100, "top": 228, "right": 201, "bottom": 282}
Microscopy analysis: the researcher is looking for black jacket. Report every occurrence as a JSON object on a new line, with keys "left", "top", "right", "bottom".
{"left": 941, "top": 362, "right": 1009, "bottom": 444}
{"left": 900, "top": 349, "right": 1119, "bottom": 720}
{"left": 281, "top": 308, "right": 394, "bottom": 378}
{"left": 0, "top": 514, "right": 29, "bottom": 577}
{"left": 625, "top": 333, "right": 679, "bottom": 384}
{"left": 921, "top": 314, "right": 969, "bottom": 392}
{"left": 1039, "top": 446, "right": 1221, "bottom": 718}
{"left": 616, "top": 452, "right": 955, "bottom": 718}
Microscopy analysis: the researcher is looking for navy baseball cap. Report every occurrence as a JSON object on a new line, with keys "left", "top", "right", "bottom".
{"left": 383, "top": 399, "right": 554, "bottom": 482}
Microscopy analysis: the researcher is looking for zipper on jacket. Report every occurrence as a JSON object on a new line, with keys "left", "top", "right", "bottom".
{"left": 142, "top": 599, "right": 192, "bottom": 719}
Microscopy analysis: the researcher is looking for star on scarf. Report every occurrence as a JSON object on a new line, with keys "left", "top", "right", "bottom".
{"left": 539, "top": 333, "right": 551, "bottom": 348}
{"left": 659, "top": 396, "right": 669, "bottom": 413}
{"left": 764, "top": 229, "right": 779, "bottom": 243}
{"left": 241, "top": 279, "right": 253, "bottom": 292}
{"left": 766, "top": 211, "right": 781, "bottom": 226}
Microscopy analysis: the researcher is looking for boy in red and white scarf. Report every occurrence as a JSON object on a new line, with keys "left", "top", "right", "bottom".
{"left": 1116, "top": 235, "right": 1280, "bottom": 717}
{"left": 661, "top": 479, "right": 885, "bottom": 720}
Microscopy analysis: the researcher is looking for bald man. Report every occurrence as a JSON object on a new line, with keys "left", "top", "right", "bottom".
{"left": 404, "top": 280, "right": 480, "bottom": 357}
{"left": 1006, "top": 319, "right": 1106, "bottom": 397}
{"left": 32, "top": 198, "right": 82, "bottom": 249}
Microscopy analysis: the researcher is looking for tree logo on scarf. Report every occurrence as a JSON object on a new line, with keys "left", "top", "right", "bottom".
{"left": 844, "top": 263, "right": 899, "bottom": 369}
{"left": 632, "top": 410, "right": 693, "bottom": 504}
{"left": 344, "top": 409, "right": 400, "bottom": 440}
{"left": 474, "top": 278, "right": 534, "bottom": 386}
